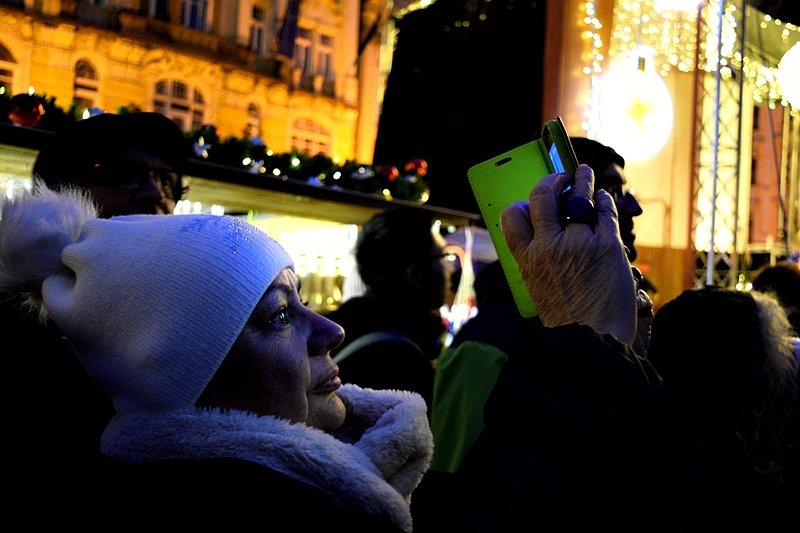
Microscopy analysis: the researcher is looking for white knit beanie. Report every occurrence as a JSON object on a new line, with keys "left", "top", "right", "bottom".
{"left": 0, "top": 187, "right": 293, "bottom": 414}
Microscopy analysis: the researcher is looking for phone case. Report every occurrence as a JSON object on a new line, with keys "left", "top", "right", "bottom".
{"left": 467, "top": 138, "right": 551, "bottom": 317}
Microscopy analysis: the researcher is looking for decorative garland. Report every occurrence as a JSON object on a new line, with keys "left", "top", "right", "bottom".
{"left": 0, "top": 92, "right": 431, "bottom": 203}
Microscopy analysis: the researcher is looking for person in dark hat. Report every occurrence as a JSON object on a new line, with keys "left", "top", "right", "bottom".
{"left": 570, "top": 137, "right": 643, "bottom": 261}
{"left": 422, "top": 139, "right": 654, "bottom": 480}
{"left": 572, "top": 136, "right": 659, "bottom": 304}
{"left": 7, "top": 93, "right": 45, "bottom": 127}
{"left": 413, "top": 164, "right": 669, "bottom": 532}
{"left": 32, "top": 111, "right": 193, "bottom": 216}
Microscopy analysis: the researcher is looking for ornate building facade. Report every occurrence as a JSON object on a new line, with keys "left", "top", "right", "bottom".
{"left": 0, "top": 0, "right": 391, "bottom": 165}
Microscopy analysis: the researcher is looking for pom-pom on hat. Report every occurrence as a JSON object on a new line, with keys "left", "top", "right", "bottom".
{"left": 0, "top": 187, "right": 293, "bottom": 415}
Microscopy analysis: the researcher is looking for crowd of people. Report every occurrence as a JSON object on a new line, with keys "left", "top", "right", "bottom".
{"left": 1, "top": 111, "right": 798, "bottom": 531}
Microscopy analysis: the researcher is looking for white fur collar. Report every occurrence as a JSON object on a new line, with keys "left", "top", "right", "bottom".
{"left": 100, "top": 384, "right": 432, "bottom": 532}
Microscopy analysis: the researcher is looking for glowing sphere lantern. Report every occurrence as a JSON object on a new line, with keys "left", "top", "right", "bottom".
{"left": 592, "top": 49, "right": 674, "bottom": 161}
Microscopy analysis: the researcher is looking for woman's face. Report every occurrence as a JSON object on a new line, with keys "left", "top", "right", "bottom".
{"left": 198, "top": 268, "right": 347, "bottom": 431}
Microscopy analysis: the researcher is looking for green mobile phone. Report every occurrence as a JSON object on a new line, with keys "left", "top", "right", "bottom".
{"left": 467, "top": 116, "right": 579, "bottom": 317}
{"left": 543, "top": 116, "right": 578, "bottom": 175}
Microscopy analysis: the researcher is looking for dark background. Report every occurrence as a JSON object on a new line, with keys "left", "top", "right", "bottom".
{"left": 373, "top": 0, "right": 547, "bottom": 214}
{"left": 373, "top": 0, "right": 800, "bottom": 214}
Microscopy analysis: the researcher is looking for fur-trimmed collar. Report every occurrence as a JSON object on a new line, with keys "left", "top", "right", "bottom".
{"left": 101, "top": 384, "right": 432, "bottom": 532}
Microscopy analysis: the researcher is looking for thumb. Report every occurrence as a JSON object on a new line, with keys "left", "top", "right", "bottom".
{"left": 500, "top": 200, "right": 533, "bottom": 260}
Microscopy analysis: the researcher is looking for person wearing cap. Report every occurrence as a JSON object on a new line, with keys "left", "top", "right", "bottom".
{"left": 569, "top": 137, "right": 642, "bottom": 262}
{"left": 419, "top": 139, "right": 653, "bottom": 483}
{"left": 32, "top": 111, "right": 193, "bottom": 216}
{"left": 570, "top": 137, "right": 660, "bottom": 306}
{"left": 0, "top": 186, "right": 433, "bottom": 529}
{"left": 413, "top": 164, "right": 670, "bottom": 532}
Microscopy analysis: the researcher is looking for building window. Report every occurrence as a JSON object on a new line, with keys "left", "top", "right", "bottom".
{"left": 250, "top": 5, "right": 267, "bottom": 55}
{"left": 150, "top": 0, "right": 170, "bottom": 22}
{"left": 73, "top": 59, "right": 99, "bottom": 114}
{"left": 291, "top": 28, "right": 335, "bottom": 91}
{"left": 153, "top": 80, "right": 205, "bottom": 131}
{"left": 295, "top": 27, "right": 313, "bottom": 76}
{"left": 291, "top": 118, "right": 330, "bottom": 156}
{"left": 148, "top": 0, "right": 213, "bottom": 30}
{"left": 181, "top": 0, "right": 211, "bottom": 31}
{"left": 0, "top": 43, "right": 16, "bottom": 95}
{"left": 247, "top": 103, "right": 261, "bottom": 138}
{"left": 318, "top": 34, "right": 334, "bottom": 80}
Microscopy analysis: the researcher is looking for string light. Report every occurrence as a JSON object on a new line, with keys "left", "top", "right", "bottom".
{"left": 581, "top": 1, "right": 605, "bottom": 135}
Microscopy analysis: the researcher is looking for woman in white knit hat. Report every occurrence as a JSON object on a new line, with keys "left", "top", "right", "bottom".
{"left": 0, "top": 186, "right": 432, "bottom": 531}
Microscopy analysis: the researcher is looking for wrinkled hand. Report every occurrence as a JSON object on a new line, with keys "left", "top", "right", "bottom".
{"left": 500, "top": 164, "right": 637, "bottom": 345}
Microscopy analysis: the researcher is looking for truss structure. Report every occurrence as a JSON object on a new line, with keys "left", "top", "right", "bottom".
{"left": 691, "top": 0, "right": 799, "bottom": 288}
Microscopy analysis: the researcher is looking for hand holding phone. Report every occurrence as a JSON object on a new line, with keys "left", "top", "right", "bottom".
{"left": 543, "top": 117, "right": 594, "bottom": 224}
{"left": 467, "top": 116, "right": 592, "bottom": 317}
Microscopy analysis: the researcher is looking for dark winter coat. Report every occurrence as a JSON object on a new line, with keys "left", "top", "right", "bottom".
{"left": 414, "top": 323, "right": 671, "bottom": 533}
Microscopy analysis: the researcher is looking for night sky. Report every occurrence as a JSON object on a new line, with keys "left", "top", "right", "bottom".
{"left": 373, "top": 0, "right": 548, "bottom": 214}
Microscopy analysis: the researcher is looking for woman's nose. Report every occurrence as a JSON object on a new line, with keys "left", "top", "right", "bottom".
{"left": 311, "top": 313, "right": 345, "bottom": 355}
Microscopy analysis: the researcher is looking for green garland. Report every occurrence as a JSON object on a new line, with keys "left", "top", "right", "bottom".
{"left": 0, "top": 92, "right": 431, "bottom": 203}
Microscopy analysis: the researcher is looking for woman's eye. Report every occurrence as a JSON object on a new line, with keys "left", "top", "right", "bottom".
{"left": 268, "top": 308, "right": 291, "bottom": 328}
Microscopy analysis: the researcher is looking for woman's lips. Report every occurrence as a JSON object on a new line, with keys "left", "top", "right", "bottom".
{"left": 313, "top": 373, "right": 342, "bottom": 394}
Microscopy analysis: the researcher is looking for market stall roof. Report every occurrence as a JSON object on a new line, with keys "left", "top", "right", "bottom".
{"left": 0, "top": 122, "right": 481, "bottom": 228}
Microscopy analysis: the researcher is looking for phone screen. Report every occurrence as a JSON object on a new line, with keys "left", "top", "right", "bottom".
{"left": 549, "top": 142, "right": 568, "bottom": 173}
{"left": 543, "top": 116, "right": 578, "bottom": 175}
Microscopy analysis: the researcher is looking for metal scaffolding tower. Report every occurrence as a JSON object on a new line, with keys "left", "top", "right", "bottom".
{"left": 691, "top": 0, "right": 799, "bottom": 288}
{"left": 691, "top": 0, "right": 746, "bottom": 288}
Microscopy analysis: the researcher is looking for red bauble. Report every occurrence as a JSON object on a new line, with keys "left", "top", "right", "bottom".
{"left": 379, "top": 164, "right": 399, "bottom": 181}
{"left": 404, "top": 157, "right": 428, "bottom": 177}
{"left": 8, "top": 94, "right": 45, "bottom": 127}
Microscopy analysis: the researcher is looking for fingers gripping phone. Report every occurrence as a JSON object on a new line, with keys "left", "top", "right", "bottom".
{"left": 467, "top": 116, "right": 580, "bottom": 317}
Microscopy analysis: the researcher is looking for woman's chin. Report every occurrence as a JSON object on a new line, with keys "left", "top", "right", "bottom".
{"left": 307, "top": 392, "right": 347, "bottom": 431}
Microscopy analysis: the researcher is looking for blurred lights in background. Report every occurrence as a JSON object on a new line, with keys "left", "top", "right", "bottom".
{"left": 776, "top": 41, "right": 800, "bottom": 108}
{"left": 591, "top": 48, "right": 674, "bottom": 161}
{"left": 580, "top": 0, "right": 799, "bottom": 158}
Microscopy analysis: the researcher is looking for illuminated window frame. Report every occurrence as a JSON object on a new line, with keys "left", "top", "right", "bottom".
{"left": 0, "top": 42, "right": 16, "bottom": 95}
{"left": 291, "top": 118, "right": 330, "bottom": 156}
{"left": 73, "top": 59, "right": 99, "bottom": 114}
{"left": 153, "top": 79, "right": 205, "bottom": 131}
{"left": 246, "top": 102, "right": 261, "bottom": 138}
{"left": 250, "top": 4, "right": 268, "bottom": 55}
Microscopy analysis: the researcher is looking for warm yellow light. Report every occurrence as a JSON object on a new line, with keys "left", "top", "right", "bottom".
{"left": 653, "top": 0, "right": 702, "bottom": 13}
{"left": 609, "top": 0, "right": 698, "bottom": 74}
{"left": 592, "top": 50, "right": 674, "bottom": 161}
{"left": 777, "top": 42, "right": 800, "bottom": 109}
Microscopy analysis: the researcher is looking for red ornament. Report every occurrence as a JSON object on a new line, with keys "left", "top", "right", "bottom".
{"left": 8, "top": 93, "right": 45, "bottom": 127}
{"left": 379, "top": 164, "right": 399, "bottom": 181}
{"left": 404, "top": 157, "right": 428, "bottom": 177}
